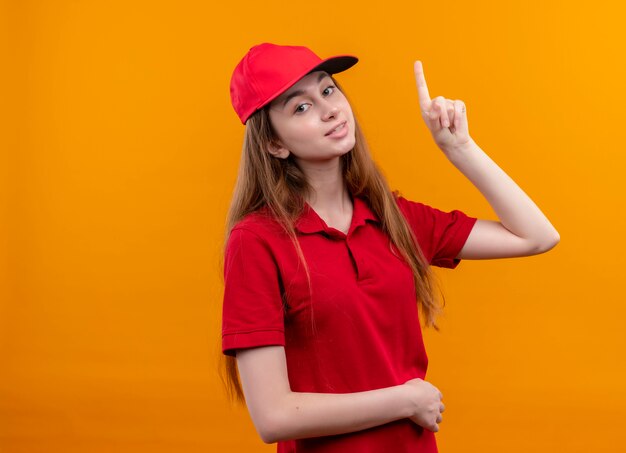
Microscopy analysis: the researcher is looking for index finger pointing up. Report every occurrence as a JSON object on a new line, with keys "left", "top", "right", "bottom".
{"left": 414, "top": 60, "right": 432, "bottom": 112}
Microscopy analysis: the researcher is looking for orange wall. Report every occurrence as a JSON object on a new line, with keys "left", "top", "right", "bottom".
{"left": 2, "top": 0, "right": 625, "bottom": 451}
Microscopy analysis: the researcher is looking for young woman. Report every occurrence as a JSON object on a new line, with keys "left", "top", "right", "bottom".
{"left": 221, "top": 43, "right": 559, "bottom": 452}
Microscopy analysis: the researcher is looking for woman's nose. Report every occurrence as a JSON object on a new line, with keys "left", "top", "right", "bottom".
{"left": 322, "top": 103, "right": 339, "bottom": 121}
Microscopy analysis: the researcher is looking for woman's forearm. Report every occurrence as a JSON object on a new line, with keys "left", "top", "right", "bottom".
{"left": 237, "top": 346, "right": 442, "bottom": 444}
{"left": 446, "top": 138, "right": 560, "bottom": 251}
{"left": 259, "top": 385, "right": 413, "bottom": 443}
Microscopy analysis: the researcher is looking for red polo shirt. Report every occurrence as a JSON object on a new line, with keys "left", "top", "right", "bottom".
{"left": 222, "top": 196, "right": 477, "bottom": 453}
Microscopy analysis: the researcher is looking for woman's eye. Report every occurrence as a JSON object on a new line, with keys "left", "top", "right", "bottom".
{"left": 294, "top": 104, "right": 310, "bottom": 114}
{"left": 323, "top": 85, "right": 336, "bottom": 96}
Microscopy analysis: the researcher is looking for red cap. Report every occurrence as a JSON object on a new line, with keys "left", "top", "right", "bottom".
{"left": 230, "top": 43, "right": 358, "bottom": 124}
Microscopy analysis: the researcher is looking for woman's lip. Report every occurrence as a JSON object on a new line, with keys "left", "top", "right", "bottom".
{"left": 325, "top": 121, "right": 347, "bottom": 137}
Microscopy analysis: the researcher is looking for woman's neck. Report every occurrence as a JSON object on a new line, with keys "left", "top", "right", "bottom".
{"left": 299, "top": 158, "right": 353, "bottom": 232}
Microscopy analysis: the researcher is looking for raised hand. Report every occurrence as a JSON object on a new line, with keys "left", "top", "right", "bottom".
{"left": 414, "top": 61, "right": 471, "bottom": 152}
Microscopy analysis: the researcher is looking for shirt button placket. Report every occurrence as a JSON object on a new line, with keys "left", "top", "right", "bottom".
{"left": 346, "top": 236, "right": 363, "bottom": 281}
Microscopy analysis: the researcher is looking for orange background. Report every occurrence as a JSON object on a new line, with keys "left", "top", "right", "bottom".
{"left": 2, "top": 0, "right": 625, "bottom": 451}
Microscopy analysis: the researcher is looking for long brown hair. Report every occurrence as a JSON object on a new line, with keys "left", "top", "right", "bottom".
{"left": 221, "top": 80, "right": 441, "bottom": 402}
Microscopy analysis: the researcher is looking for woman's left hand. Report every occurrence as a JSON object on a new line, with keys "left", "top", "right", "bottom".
{"left": 414, "top": 61, "right": 471, "bottom": 153}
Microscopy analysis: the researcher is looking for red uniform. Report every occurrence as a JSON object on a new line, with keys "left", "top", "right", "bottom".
{"left": 222, "top": 196, "right": 477, "bottom": 452}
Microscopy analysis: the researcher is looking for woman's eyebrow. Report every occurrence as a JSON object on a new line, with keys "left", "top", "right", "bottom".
{"left": 280, "top": 73, "right": 331, "bottom": 108}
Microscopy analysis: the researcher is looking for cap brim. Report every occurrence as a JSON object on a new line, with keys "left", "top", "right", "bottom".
{"left": 310, "top": 55, "right": 359, "bottom": 76}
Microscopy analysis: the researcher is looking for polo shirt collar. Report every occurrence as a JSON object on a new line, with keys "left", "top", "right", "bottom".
{"left": 295, "top": 196, "right": 380, "bottom": 235}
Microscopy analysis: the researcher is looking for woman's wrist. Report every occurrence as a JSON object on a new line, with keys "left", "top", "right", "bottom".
{"left": 398, "top": 383, "right": 418, "bottom": 419}
{"left": 440, "top": 136, "right": 477, "bottom": 163}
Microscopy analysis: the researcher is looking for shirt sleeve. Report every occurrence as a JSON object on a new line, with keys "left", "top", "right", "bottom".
{"left": 396, "top": 196, "right": 478, "bottom": 269}
{"left": 222, "top": 226, "right": 285, "bottom": 356}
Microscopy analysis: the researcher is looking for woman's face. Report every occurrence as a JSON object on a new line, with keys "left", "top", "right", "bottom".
{"left": 267, "top": 71, "right": 356, "bottom": 165}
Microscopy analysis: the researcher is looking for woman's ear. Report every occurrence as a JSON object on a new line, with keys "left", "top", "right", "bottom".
{"left": 267, "top": 141, "right": 290, "bottom": 159}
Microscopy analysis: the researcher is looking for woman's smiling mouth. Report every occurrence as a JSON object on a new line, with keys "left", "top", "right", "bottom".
{"left": 325, "top": 121, "right": 347, "bottom": 137}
